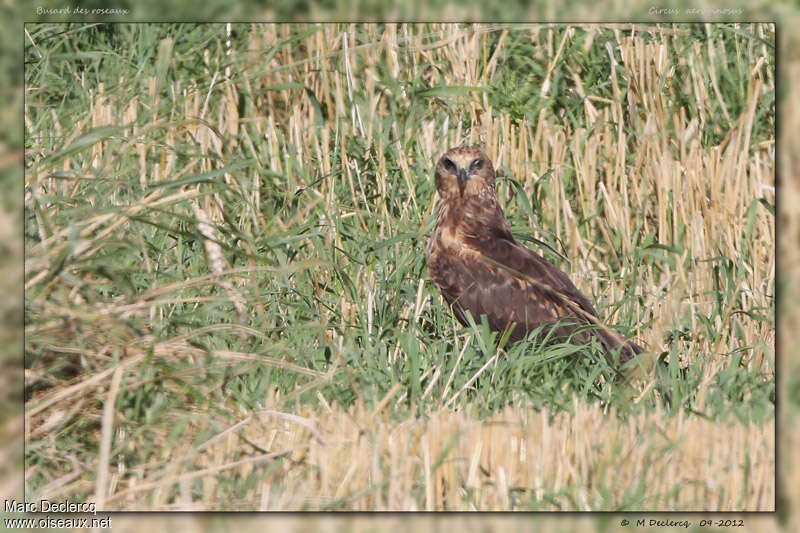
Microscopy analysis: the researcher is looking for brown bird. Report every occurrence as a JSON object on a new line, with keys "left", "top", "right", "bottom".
{"left": 426, "top": 146, "right": 642, "bottom": 364}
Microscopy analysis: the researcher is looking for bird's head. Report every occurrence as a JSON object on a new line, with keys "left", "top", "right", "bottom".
{"left": 434, "top": 146, "right": 495, "bottom": 199}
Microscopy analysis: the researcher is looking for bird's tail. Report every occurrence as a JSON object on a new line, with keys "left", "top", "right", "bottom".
{"left": 596, "top": 327, "right": 642, "bottom": 365}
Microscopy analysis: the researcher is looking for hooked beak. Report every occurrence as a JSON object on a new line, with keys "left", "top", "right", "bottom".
{"left": 457, "top": 167, "right": 468, "bottom": 196}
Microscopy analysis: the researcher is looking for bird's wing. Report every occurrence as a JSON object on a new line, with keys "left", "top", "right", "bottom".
{"left": 452, "top": 232, "right": 602, "bottom": 344}
{"left": 476, "top": 236, "right": 644, "bottom": 360}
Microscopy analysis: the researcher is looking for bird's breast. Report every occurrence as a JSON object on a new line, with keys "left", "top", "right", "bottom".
{"left": 430, "top": 225, "right": 479, "bottom": 258}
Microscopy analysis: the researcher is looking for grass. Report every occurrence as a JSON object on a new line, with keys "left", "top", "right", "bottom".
{"left": 23, "top": 23, "right": 774, "bottom": 511}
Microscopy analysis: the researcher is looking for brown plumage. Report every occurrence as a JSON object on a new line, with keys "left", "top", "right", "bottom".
{"left": 426, "top": 146, "right": 642, "bottom": 364}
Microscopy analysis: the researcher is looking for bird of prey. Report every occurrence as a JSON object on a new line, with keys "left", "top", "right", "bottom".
{"left": 426, "top": 146, "right": 642, "bottom": 364}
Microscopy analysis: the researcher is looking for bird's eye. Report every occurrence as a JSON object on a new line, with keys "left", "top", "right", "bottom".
{"left": 470, "top": 158, "right": 484, "bottom": 172}
{"left": 442, "top": 157, "right": 457, "bottom": 173}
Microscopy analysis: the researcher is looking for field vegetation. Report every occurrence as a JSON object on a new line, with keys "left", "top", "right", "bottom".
{"left": 24, "top": 23, "right": 774, "bottom": 510}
